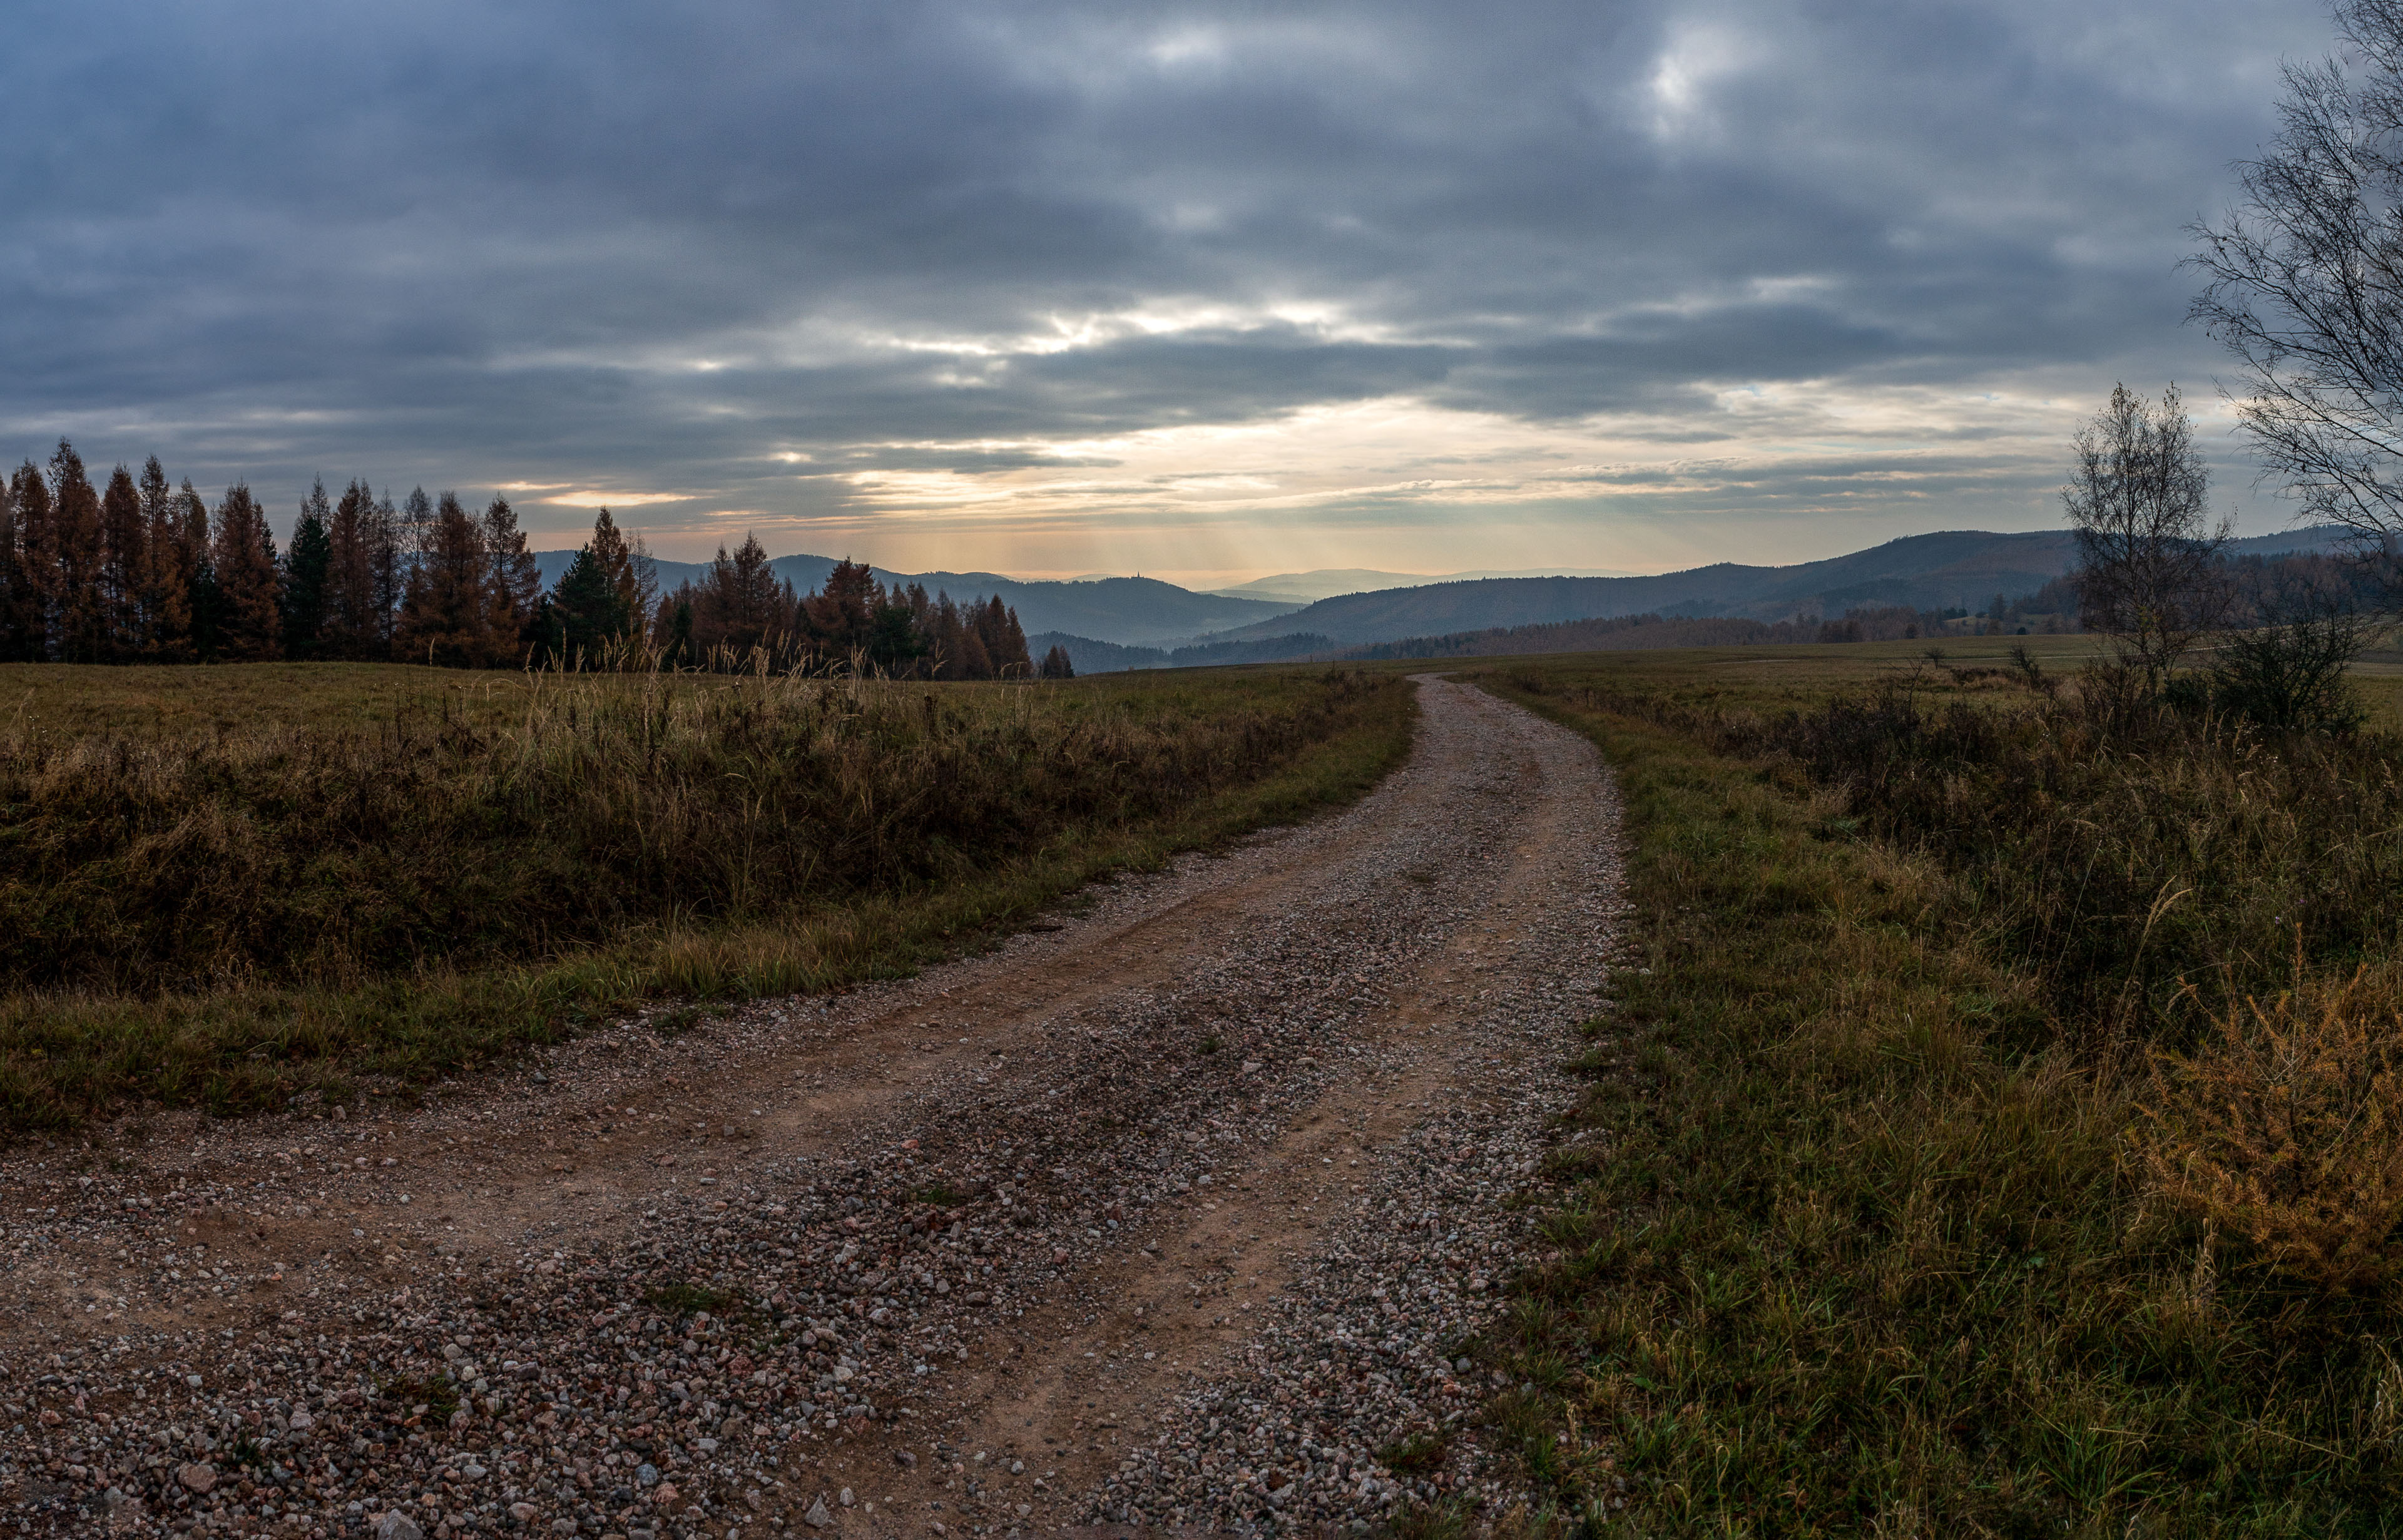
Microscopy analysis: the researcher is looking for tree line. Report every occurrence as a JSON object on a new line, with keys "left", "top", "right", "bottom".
{"left": 636, "top": 534, "right": 1062, "bottom": 680}
{"left": 0, "top": 439, "right": 1058, "bottom": 678}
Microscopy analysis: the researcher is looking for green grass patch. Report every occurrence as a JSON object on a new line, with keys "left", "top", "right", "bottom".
{"left": 640, "top": 1283, "right": 747, "bottom": 1318}
{"left": 375, "top": 1373, "right": 461, "bottom": 1426}
{"left": 648, "top": 1005, "right": 710, "bottom": 1041}
{"left": 1462, "top": 655, "right": 2403, "bottom": 1537}
{"left": 1380, "top": 1430, "right": 1452, "bottom": 1475}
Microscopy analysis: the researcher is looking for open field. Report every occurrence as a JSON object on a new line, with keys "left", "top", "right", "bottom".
{"left": 0, "top": 661, "right": 1415, "bottom": 1131}
{"left": 1458, "top": 640, "right": 2403, "bottom": 1534}
{"left": 0, "top": 662, "right": 558, "bottom": 739}
{"left": 1419, "top": 629, "right": 2403, "bottom": 717}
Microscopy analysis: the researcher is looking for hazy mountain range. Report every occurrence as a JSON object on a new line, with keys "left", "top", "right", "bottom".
{"left": 531, "top": 551, "right": 1293, "bottom": 646}
{"left": 1200, "top": 566, "right": 1639, "bottom": 606}
{"left": 536, "top": 526, "right": 2349, "bottom": 663}
{"left": 1190, "top": 527, "right": 2349, "bottom": 648}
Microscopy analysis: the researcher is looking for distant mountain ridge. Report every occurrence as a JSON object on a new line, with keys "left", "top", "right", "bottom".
{"left": 531, "top": 550, "right": 1298, "bottom": 646}
{"left": 1203, "top": 564, "right": 1638, "bottom": 605}
{"left": 1196, "top": 528, "right": 2352, "bottom": 648}
{"left": 532, "top": 525, "right": 2350, "bottom": 661}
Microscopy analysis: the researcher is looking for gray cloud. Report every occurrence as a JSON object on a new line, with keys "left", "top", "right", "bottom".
{"left": 0, "top": 0, "right": 2342, "bottom": 563}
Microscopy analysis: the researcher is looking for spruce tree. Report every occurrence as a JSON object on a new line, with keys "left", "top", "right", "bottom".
{"left": 667, "top": 596, "right": 694, "bottom": 662}
{"left": 548, "top": 548, "right": 623, "bottom": 665}
{"left": 209, "top": 482, "right": 283, "bottom": 660}
{"left": 1039, "top": 643, "right": 1075, "bottom": 680}
{"left": 400, "top": 486, "right": 434, "bottom": 570}
{"left": 369, "top": 490, "right": 404, "bottom": 653}
{"left": 528, "top": 593, "right": 563, "bottom": 667}
{"left": 99, "top": 463, "right": 143, "bottom": 658}
{"left": 181, "top": 479, "right": 221, "bottom": 659}
{"left": 328, "top": 481, "right": 379, "bottom": 658}
{"left": 867, "top": 584, "right": 926, "bottom": 674}
{"left": 626, "top": 529, "right": 660, "bottom": 635}
{"left": 548, "top": 509, "right": 658, "bottom": 663}
{"left": 281, "top": 479, "right": 334, "bottom": 659}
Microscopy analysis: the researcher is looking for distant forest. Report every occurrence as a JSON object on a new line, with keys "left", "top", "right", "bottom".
{"left": 0, "top": 441, "right": 1050, "bottom": 678}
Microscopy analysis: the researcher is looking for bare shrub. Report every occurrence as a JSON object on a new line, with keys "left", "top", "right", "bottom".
{"left": 2134, "top": 969, "right": 2403, "bottom": 1291}
{"left": 2199, "top": 560, "right": 2380, "bottom": 733}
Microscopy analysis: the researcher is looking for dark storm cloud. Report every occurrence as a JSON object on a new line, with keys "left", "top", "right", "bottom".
{"left": 0, "top": 0, "right": 2340, "bottom": 546}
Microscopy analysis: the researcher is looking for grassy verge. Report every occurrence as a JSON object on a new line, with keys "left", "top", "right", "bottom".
{"left": 0, "top": 663, "right": 1415, "bottom": 1133}
{"left": 1462, "top": 656, "right": 2403, "bottom": 1537}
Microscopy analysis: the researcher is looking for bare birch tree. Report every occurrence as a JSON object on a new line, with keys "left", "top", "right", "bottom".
{"left": 2064, "top": 384, "right": 2230, "bottom": 688}
{"left": 2190, "top": 0, "right": 2403, "bottom": 573}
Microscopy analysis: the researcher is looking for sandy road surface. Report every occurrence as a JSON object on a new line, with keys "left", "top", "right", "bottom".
{"left": 0, "top": 676, "right": 1625, "bottom": 1539}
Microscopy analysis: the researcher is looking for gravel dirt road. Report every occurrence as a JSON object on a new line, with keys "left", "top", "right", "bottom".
{"left": 0, "top": 674, "right": 1626, "bottom": 1539}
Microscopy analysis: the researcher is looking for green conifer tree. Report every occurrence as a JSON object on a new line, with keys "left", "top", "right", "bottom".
{"left": 548, "top": 548, "right": 623, "bottom": 665}
{"left": 327, "top": 481, "right": 380, "bottom": 658}
{"left": 181, "top": 479, "right": 221, "bottom": 659}
{"left": 99, "top": 463, "right": 145, "bottom": 659}
{"left": 281, "top": 479, "right": 334, "bottom": 659}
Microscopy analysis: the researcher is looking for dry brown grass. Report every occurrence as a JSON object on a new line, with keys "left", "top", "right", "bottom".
{"left": 2135, "top": 966, "right": 2403, "bottom": 1292}
{"left": 0, "top": 661, "right": 1417, "bottom": 1130}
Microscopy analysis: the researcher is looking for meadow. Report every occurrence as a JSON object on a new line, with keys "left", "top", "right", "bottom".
{"left": 1453, "top": 634, "right": 2403, "bottom": 1536}
{"left": 24, "top": 633, "right": 2403, "bottom": 1532}
{"left": 0, "top": 660, "right": 1414, "bottom": 1131}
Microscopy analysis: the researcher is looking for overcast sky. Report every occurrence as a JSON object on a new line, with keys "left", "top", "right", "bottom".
{"left": 0, "top": 0, "right": 2340, "bottom": 581}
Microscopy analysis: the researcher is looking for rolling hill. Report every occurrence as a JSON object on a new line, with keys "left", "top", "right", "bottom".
{"left": 1202, "top": 564, "right": 1638, "bottom": 605}
{"left": 1196, "top": 528, "right": 2349, "bottom": 648}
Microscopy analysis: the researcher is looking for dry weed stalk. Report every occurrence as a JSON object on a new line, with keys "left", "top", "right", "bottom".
{"left": 2134, "top": 968, "right": 2403, "bottom": 1290}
